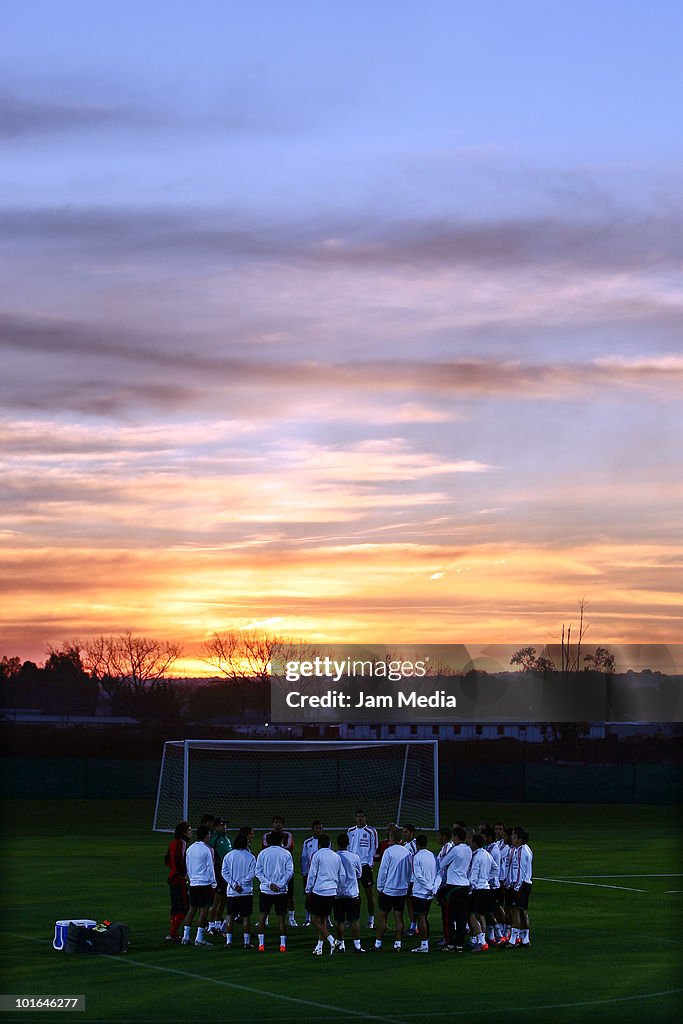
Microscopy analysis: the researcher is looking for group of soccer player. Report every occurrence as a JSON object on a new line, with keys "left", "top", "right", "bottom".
{"left": 164, "top": 810, "right": 533, "bottom": 954}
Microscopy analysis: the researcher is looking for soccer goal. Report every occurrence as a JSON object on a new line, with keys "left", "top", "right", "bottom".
{"left": 153, "top": 739, "right": 438, "bottom": 832}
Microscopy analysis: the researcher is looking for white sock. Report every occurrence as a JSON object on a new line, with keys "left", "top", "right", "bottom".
{"left": 478, "top": 933, "right": 485, "bottom": 946}
{"left": 420, "top": 940, "right": 428, "bottom": 950}
{"left": 279, "top": 934, "right": 286, "bottom": 948}
{"left": 288, "top": 913, "right": 296, "bottom": 924}
{"left": 257, "top": 933, "right": 265, "bottom": 946}
{"left": 304, "top": 912, "right": 310, "bottom": 923}
{"left": 196, "top": 927, "right": 205, "bottom": 942}
{"left": 368, "top": 916, "right": 375, "bottom": 927}
{"left": 244, "top": 932, "right": 250, "bottom": 946}
{"left": 339, "top": 940, "right": 346, "bottom": 950}
{"left": 315, "top": 940, "right": 323, "bottom": 952}
{"left": 521, "top": 928, "right": 529, "bottom": 942}
{"left": 486, "top": 927, "right": 494, "bottom": 940}
{"left": 326, "top": 934, "right": 335, "bottom": 946}
{"left": 183, "top": 926, "right": 191, "bottom": 941}
{"left": 494, "top": 924, "right": 503, "bottom": 940}
{"left": 393, "top": 940, "right": 401, "bottom": 949}
{"left": 226, "top": 933, "right": 232, "bottom": 945}
{"left": 374, "top": 939, "right": 382, "bottom": 948}
{"left": 511, "top": 928, "right": 519, "bottom": 943}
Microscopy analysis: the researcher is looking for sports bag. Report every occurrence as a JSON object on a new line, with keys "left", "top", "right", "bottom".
{"left": 90, "top": 922, "right": 130, "bottom": 954}
{"left": 64, "top": 923, "right": 95, "bottom": 954}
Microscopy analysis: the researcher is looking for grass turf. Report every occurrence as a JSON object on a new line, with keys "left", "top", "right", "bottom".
{"left": 1, "top": 800, "right": 682, "bottom": 1024}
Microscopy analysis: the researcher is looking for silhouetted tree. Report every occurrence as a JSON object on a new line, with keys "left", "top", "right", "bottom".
{"left": 510, "top": 647, "right": 556, "bottom": 676}
{"left": 83, "top": 633, "right": 182, "bottom": 693}
{"left": 584, "top": 646, "right": 616, "bottom": 675}
{"left": 43, "top": 641, "right": 98, "bottom": 713}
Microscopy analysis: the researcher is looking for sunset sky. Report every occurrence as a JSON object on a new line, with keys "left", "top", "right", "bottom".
{"left": 2, "top": 1, "right": 682, "bottom": 673}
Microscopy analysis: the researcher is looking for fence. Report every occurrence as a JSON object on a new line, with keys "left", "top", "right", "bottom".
{"left": 2, "top": 757, "right": 681, "bottom": 804}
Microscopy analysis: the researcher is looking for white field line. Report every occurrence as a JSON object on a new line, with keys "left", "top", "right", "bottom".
{"left": 395, "top": 989, "right": 683, "bottom": 1017}
{"left": 4, "top": 933, "right": 682, "bottom": 1021}
{"left": 109, "top": 956, "right": 411, "bottom": 1024}
{"left": 0, "top": 934, "right": 408, "bottom": 1024}
{"left": 537, "top": 877, "right": 647, "bottom": 892}
{"left": 561, "top": 873, "right": 683, "bottom": 878}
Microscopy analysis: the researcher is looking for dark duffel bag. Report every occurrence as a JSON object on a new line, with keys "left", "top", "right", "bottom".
{"left": 64, "top": 923, "right": 95, "bottom": 954}
{"left": 90, "top": 922, "right": 130, "bottom": 954}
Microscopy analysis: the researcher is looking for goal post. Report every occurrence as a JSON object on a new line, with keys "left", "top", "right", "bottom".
{"left": 153, "top": 739, "right": 439, "bottom": 832}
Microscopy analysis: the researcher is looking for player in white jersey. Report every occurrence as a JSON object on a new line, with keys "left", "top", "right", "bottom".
{"left": 374, "top": 826, "right": 411, "bottom": 951}
{"left": 506, "top": 826, "right": 533, "bottom": 947}
{"left": 334, "top": 832, "right": 365, "bottom": 953}
{"left": 255, "top": 831, "right": 294, "bottom": 952}
{"left": 467, "top": 833, "right": 493, "bottom": 952}
{"left": 481, "top": 825, "right": 505, "bottom": 944}
{"left": 262, "top": 816, "right": 298, "bottom": 927}
{"left": 435, "top": 826, "right": 454, "bottom": 946}
{"left": 300, "top": 820, "right": 323, "bottom": 926}
{"left": 410, "top": 834, "right": 438, "bottom": 953}
{"left": 401, "top": 823, "right": 418, "bottom": 935}
{"left": 221, "top": 833, "right": 256, "bottom": 948}
{"left": 305, "top": 835, "right": 342, "bottom": 956}
{"left": 498, "top": 826, "right": 514, "bottom": 943}
{"left": 347, "top": 809, "right": 379, "bottom": 927}
{"left": 438, "top": 826, "right": 472, "bottom": 952}
{"left": 182, "top": 824, "right": 217, "bottom": 946}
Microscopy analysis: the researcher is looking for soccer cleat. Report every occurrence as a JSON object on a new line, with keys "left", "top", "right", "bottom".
{"left": 411, "top": 946, "right": 429, "bottom": 953}
{"left": 302, "top": 920, "right": 311, "bottom": 927}
{"left": 181, "top": 938, "right": 191, "bottom": 945}
{"left": 407, "top": 925, "right": 417, "bottom": 936}
{"left": 279, "top": 945, "right": 287, "bottom": 952}
{"left": 440, "top": 944, "right": 457, "bottom": 952}
{"left": 223, "top": 943, "right": 232, "bottom": 950}
{"left": 258, "top": 944, "right": 265, "bottom": 952}
{"left": 289, "top": 919, "right": 299, "bottom": 928}
{"left": 354, "top": 946, "right": 367, "bottom": 953}
{"left": 481, "top": 943, "right": 489, "bottom": 951}
{"left": 165, "top": 935, "right": 181, "bottom": 944}
{"left": 329, "top": 942, "right": 338, "bottom": 956}
{"left": 521, "top": 940, "right": 531, "bottom": 947}
{"left": 312, "top": 947, "right": 323, "bottom": 956}
{"left": 393, "top": 942, "right": 402, "bottom": 951}
{"left": 194, "top": 939, "right": 213, "bottom": 946}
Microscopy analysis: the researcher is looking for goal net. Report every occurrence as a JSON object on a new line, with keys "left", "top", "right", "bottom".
{"left": 153, "top": 740, "right": 438, "bottom": 832}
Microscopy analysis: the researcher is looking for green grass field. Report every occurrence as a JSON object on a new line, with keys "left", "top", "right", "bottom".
{"left": 1, "top": 800, "right": 682, "bottom": 1024}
